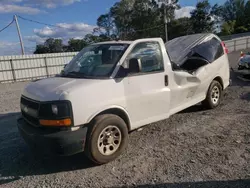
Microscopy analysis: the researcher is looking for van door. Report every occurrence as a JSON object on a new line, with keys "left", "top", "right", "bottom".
{"left": 119, "top": 41, "right": 171, "bottom": 129}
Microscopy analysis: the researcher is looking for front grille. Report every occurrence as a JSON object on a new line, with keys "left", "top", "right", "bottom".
{"left": 22, "top": 111, "right": 40, "bottom": 125}
{"left": 20, "top": 96, "right": 40, "bottom": 126}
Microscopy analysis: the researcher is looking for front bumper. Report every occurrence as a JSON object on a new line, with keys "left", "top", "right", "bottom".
{"left": 17, "top": 117, "right": 88, "bottom": 156}
{"left": 237, "top": 66, "right": 250, "bottom": 74}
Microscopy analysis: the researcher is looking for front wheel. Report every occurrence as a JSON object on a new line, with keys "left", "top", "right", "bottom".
{"left": 202, "top": 80, "right": 223, "bottom": 109}
{"left": 84, "top": 114, "right": 128, "bottom": 165}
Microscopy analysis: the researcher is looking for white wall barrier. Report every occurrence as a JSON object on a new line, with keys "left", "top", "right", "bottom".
{"left": 0, "top": 52, "right": 77, "bottom": 83}
{"left": 224, "top": 36, "right": 250, "bottom": 53}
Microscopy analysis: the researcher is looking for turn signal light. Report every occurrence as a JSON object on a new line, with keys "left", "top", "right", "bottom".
{"left": 39, "top": 119, "right": 72, "bottom": 127}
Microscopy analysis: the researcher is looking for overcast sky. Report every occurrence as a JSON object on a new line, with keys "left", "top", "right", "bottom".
{"left": 0, "top": 0, "right": 226, "bottom": 56}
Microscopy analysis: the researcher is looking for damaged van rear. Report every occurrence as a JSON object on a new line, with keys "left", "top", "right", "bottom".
{"left": 17, "top": 33, "right": 230, "bottom": 164}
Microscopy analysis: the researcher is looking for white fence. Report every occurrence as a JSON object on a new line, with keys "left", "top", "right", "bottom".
{"left": 0, "top": 52, "right": 77, "bottom": 83}
{"left": 220, "top": 32, "right": 250, "bottom": 41}
{"left": 224, "top": 36, "right": 250, "bottom": 53}
{"left": 0, "top": 36, "right": 250, "bottom": 83}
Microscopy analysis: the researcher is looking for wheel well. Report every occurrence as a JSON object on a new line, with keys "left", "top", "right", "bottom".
{"left": 214, "top": 76, "right": 224, "bottom": 89}
{"left": 96, "top": 108, "right": 131, "bottom": 131}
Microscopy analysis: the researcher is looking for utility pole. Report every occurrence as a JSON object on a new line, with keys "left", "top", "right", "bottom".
{"left": 159, "top": 0, "right": 170, "bottom": 42}
{"left": 14, "top": 15, "right": 25, "bottom": 55}
{"left": 164, "top": 6, "right": 168, "bottom": 42}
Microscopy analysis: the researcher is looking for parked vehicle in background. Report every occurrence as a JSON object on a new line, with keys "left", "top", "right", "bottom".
{"left": 238, "top": 51, "right": 250, "bottom": 75}
{"left": 17, "top": 33, "right": 230, "bottom": 165}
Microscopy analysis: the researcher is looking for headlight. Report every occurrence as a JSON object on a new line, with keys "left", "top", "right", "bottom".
{"left": 39, "top": 101, "right": 72, "bottom": 119}
{"left": 51, "top": 105, "right": 58, "bottom": 115}
{"left": 39, "top": 101, "right": 73, "bottom": 127}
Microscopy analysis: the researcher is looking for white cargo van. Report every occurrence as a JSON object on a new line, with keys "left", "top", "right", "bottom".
{"left": 18, "top": 33, "right": 230, "bottom": 164}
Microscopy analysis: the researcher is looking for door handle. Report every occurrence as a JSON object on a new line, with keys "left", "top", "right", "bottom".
{"left": 165, "top": 75, "right": 168, "bottom": 86}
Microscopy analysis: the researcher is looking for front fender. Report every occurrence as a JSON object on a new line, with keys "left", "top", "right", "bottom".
{"left": 86, "top": 105, "right": 131, "bottom": 128}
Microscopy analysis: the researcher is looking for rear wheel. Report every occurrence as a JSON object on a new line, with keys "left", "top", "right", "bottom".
{"left": 84, "top": 114, "right": 128, "bottom": 165}
{"left": 202, "top": 80, "right": 223, "bottom": 109}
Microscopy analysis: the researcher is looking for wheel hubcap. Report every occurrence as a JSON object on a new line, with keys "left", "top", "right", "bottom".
{"left": 97, "top": 126, "right": 122, "bottom": 156}
{"left": 211, "top": 86, "right": 220, "bottom": 104}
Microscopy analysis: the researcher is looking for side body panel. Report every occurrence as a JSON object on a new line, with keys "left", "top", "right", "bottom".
{"left": 113, "top": 38, "right": 173, "bottom": 130}
{"left": 167, "top": 34, "right": 230, "bottom": 115}
{"left": 62, "top": 38, "right": 173, "bottom": 131}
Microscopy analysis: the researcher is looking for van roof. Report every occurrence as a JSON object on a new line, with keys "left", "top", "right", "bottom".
{"left": 165, "top": 33, "right": 219, "bottom": 65}
{"left": 92, "top": 40, "right": 133, "bottom": 45}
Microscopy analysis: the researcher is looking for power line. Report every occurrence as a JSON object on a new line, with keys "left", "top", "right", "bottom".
{"left": 133, "top": 24, "right": 165, "bottom": 33}
{"left": 17, "top": 15, "right": 67, "bottom": 29}
{"left": 0, "top": 19, "right": 14, "bottom": 33}
{"left": 18, "top": 14, "right": 164, "bottom": 33}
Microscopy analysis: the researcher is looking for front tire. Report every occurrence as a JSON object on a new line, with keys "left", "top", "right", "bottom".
{"left": 202, "top": 80, "right": 223, "bottom": 109}
{"left": 84, "top": 114, "right": 128, "bottom": 165}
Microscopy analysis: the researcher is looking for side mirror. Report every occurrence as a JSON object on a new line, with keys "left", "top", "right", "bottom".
{"left": 64, "top": 64, "right": 67, "bottom": 68}
{"left": 128, "top": 58, "right": 142, "bottom": 74}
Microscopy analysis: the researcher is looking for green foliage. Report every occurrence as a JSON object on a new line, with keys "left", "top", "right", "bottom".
{"left": 168, "top": 17, "right": 193, "bottom": 39}
{"left": 34, "top": 0, "right": 182, "bottom": 54}
{"left": 109, "top": 0, "right": 179, "bottom": 40}
{"left": 34, "top": 44, "right": 49, "bottom": 54}
{"left": 213, "top": 0, "right": 250, "bottom": 35}
{"left": 65, "top": 38, "right": 88, "bottom": 52}
{"left": 34, "top": 38, "right": 64, "bottom": 54}
{"left": 34, "top": 0, "right": 250, "bottom": 54}
{"left": 219, "top": 0, "right": 237, "bottom": 22}
{"left": 33, "top": 35, "right": 107, "bottom": 54}
{"left": 244, "top": 1, "right": 250, "bottom": 28}
{"left": 96, "top": 13, "right": 115, "bottom": 37}
{"left": 235, "top": 26, "right": 248, "bottom": 33}
{"left": 190, "top": 0, "right": 214, "bottom": 33}
{"left": 221, "top": 20, "right": 236, "bottom": 35}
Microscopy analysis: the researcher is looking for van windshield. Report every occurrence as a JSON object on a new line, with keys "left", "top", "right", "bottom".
{"left": 61, "top": 43, "right": 129, "bottom": 78}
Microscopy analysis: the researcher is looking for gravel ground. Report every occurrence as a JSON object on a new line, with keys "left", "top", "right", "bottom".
{"left": 0, "top": 51, "right": 250, "bottom": 188}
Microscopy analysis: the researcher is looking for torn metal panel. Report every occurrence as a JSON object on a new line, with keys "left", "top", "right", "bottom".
{"left": 165, "top": 33, "right": 219, "bottom": 67}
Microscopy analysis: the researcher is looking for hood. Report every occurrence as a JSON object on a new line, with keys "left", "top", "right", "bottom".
{"left": 22, "top": 76, "right": 101, "bottom": 101}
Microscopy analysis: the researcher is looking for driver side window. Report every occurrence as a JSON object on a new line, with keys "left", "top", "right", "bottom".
{"left": 125, "top": 41, "right": 164, "bottom": 75}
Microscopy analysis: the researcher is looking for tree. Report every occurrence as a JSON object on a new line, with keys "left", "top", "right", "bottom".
{"left": 168, "top": 17, "right": 193, "bottom": 39}
{"left": 96, "top": 12, "right": 115, "bottom": 38}
{"left": 160, "top": 0, "right": 180, "bottom": 21}
{"left": 83, "top": 34, "right": 109, "bottom": 44}
{"left": 234, "top": 26, "right": 248, "bottom": 33}
{"left": 234, "top": 0, "right": 247, "bottom": 30}
{"left": 34, "top": 38, "right": 64, "bottom": 54}
{"left": 110, "top": 0, "right": 135, "bottom": 39}
{"left": 66, "top": 38, "right": 88, "bottom": 52}
{"left": 34, "top": 44, "right": 49, "bottom": 54}
{"left": 109, "top": 0, "right": 179, "bottom": 40}
{"left": 219, "top": 0, "right": 237, "bottom": 22}
{"left": 244, "top": 0, "right": 250, "bottom": 30}
{"left": 221, "top": 20, "right": 236, "bottom": 35}
{"left": 190, "top": 0, "right": 214, "bottom": 33}
{"left": 213, "top": 0, "right": 250, "bottom": 35}
{"left": 44, "top": 38, "right": 64, "bottom": 53}
{"left": 129, "top": 0, "right": 163, "bottom": 39}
